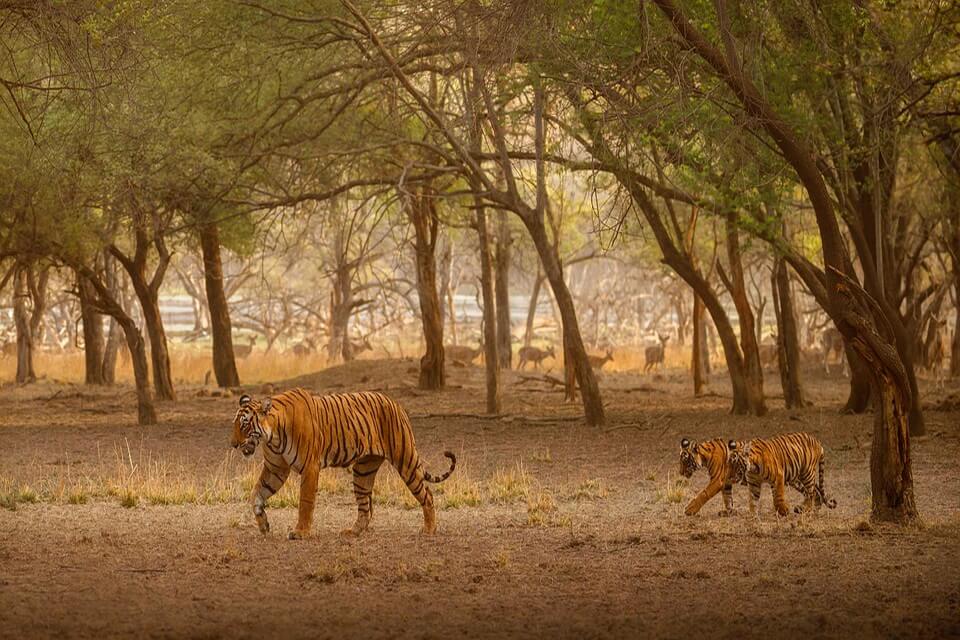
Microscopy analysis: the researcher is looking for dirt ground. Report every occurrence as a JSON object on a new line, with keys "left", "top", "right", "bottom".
{"left": 1, "top": 359, "right": 959, "bottom": 639}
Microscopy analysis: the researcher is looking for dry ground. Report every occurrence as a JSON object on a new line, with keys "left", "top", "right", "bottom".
{"left": 1, "top": 358, "right": 959, "bottom": 639}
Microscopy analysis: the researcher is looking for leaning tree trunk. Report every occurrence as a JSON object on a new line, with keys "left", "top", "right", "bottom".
{"left": 78, "top": 272, "right": 105, "bottom": 385}
{"left": 199, "top": 221, "right": 240, "bottom": 388}
{"left": 772, "top": 257, "right": 805, "bottom": 408}
{"left": 408, "top": 187, "right": 445, "bottom": 390}
{"left": 494, "top": 215, "right": 513, "bottom": 369}
{"left": 524, "top": 216, "right": 605, "bottom": 426}
{"left": 13, "top": 265, "right": 35, "bottom": 384}
{"left": 474, "top": 195, "right": 501, "bottom": 414}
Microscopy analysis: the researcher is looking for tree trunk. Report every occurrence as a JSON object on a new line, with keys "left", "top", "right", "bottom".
{"left": 720, "top": 212, "right": 767, "bottom": 415}
{"left": 494, "top": 215, "right": 513, "bottom": 369}
{"left": 78, "top": 272, "right": 105, "bottom": 385}
{"left": 692, "top": 292, "right": 706, "bottom": 396}
{"left": 101, "top": 253, "right": 122, "bottom": 385}
{"left": 772, "top": 257, "right": 806, "bottom": 408}
{"left": 111, "top": 220, "right": 175, "bottom": 401}
{"left": 78, "top": 269, "right": 156, "bottom": 425}
{"left": 13, "top": 265, "right": 35, "bottom": 384}
{"left": 408, "top": 187, "right": 445, "bottom": 390}
{"left": 137, "top": 291, "right": 176, "bottom": 400}
{"left": 524, "top": 271, "right": 543, "bottom": 348}
{"left": 199, "top": 221, "right": 240, "bottom": 388}
{"left": 524, "top": 216, "right": 605, "bottom": 425}
{"left": 475, "top": 198, "right": 501, "bottom": 414}
{"left": 438, "top": 238, "right": 458, "bottom": 347}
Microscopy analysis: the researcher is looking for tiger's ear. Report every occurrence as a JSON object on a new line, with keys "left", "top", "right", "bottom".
{"left": 239, "top": 394, "right": 251, "bottom": 407}
{"left": 680, "top": 438, "right": 690, "bottom": 449}
{"left": 259, "top": 398, "right": 272, "bottom": 415}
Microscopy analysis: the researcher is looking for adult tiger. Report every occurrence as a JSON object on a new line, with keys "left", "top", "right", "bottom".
{"left": 728, "top": 433, "right": 837, "bottom": 516}
{"left": 678, "top": 438, "right": 746, "bottom": 516}
{"left": 231, "top": 388, "right": 456, "bottom": 539}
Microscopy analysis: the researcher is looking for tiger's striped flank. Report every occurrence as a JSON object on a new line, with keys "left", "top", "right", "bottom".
{"left": 231, "top": 388, "right": 456, "bottom": 538}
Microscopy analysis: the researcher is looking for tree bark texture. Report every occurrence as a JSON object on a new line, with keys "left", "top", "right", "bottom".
{"left": 199, "top": 221, "right": 240, "bottom": 388}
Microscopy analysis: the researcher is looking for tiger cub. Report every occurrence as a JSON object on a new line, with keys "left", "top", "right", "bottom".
{"left": 678, "top": 438, "right": 745, "bottom": 516}
{"left": 728, "top": 433, "right": 837, "bottom": 516}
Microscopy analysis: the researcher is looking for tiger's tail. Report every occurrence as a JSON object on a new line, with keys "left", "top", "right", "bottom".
{"left": 424, "top": 451, "right": 457, "bottom": 483}
{"left": 817, "top": 456, "right": 837, "bottom": 509}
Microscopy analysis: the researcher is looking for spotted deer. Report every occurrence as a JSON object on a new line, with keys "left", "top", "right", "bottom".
{"left": 821, "top": 328, "right": 847, "bottom": 376}
{"left": 587, "top": 348, "right": 614, "bottom": 371}
{"left": 644, "top": 334, "right": 670, "bottom": 373}
{"left": 446, "top": 343, "right": 482, "bottom": 364}
{"left": 517, "top": 345, "right": 555, "bottom": 370}
{"left": 233, "top": 335, "right": 257, "bottom": 359}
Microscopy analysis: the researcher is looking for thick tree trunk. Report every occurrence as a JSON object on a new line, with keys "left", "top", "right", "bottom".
{"left": 199, "top": 221, "right": 240, "bottom": 388}
{"left": 720, "top": 213, "right": 767, "bottom": 415}
{"left": 524, "top": 216, "right": 605, "bottom": 425}
{"left": 13, "top": 266, "right": 35, "bottom": 384}
{"left": 408, "top": 187, "right": 445, "bottom": 390}
{"left": 78, "top": 273, "right": 105, "bottom": 385}
{"left": 475, "top": 199, "right": 501, "bottom": 414}
{"left": 494, "top": 216, "right": 513, "bottom": 369}
{"left": 772, "top": 258, "right": 806, "bottom": 408}
{"left": 524, "top": 272, "right": 543, "bottom": 348}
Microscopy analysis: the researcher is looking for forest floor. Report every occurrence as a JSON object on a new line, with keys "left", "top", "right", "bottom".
{"left": 1, "top": 358, "right": 959, "bottom": 639}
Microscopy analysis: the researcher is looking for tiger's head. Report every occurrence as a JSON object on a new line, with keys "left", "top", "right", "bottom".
{"left": 231, "top": 394, "right": 273, "bottom": 457}
{"left": 727, "top": 439, "right": 752, "bottom": 485}
{"left": 678, "top": 438, "right": 701, "bottom": 478}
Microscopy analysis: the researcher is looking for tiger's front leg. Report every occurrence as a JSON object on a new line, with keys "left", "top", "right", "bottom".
{"left": 288, "top": 465, "right": 319, "bottom": 540}
{"left": 685, "top": 479, "right": 722, "bottom": 516}
{"left": 772, "top": 476, "right": 790, "bottom": 516}
{"left": 747, "top": 478, "right": 761, "bottom": 515}
{"left": 252, "top": 462, "right": 290, "bottom": 535}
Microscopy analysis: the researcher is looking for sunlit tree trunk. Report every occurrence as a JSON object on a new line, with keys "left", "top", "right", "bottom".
{"left": 474, "top": 195, "right": 501, "bottom": 413}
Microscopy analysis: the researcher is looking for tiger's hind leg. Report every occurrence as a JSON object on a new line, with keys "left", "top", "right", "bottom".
{"left": 399, "top": 461, "right": 437, "bottom": 534}
{"left": 343, "top": 455, "right": 384, "bottom": 536}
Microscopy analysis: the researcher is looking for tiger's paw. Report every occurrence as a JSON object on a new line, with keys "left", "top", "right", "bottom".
{"left": 718, "top": 509, "right": 737, "bottom": 517}
{"left": 684, "top": 506, "right": 699, "bottom": 517}
{"left": 287, "top": 529, "right": 310, "bottom": 540}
